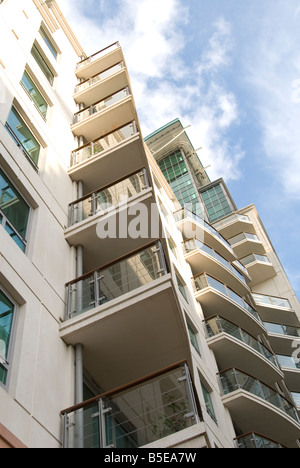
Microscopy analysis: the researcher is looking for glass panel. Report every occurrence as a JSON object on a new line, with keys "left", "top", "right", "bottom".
{"left": 21, "top": 70, "right": 48, "bottom": 118}
{"left": 0, "top": 169, "right": 29, "bottom": 240}
{"left": 40, "top": 26, "right": 58, "bottom": 59}
{"left": 187, "top": 322, "right": 201, "bottom": 355}
{"left": 31, "top": 44, "right": 54, "bottom": 85}
{"left": 0, "top": 290, "right": 14, "bottom": 385}
{"left": 6, "top": 107, "right": 40, "bottom": 166}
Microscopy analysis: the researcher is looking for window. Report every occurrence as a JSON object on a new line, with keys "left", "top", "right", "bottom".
{"left": 200, "top": 183, "right": 235, "bottom": 223}
{"left": 187, "top": 321, "right": 201, "bottom": 355}
{"left": 0, "top": 289, "right": 16, "bottom": 387}
{"left": 176, "top": 275, "right": 188, "bottom": 303}
{"left": 31, "top": 44, "right": 54, "bottom": 85}
{"left": 39, "top": 26, "right": 58, "bottom": 59}
{"left": 6, "top": 106, "right": 40, "bottom": 168}
{"left": 0, "top": 168, "right": 30, "bottom": 252}
{"left": 21, "top": 70, "right": 48, "bottom": 119}
{"left": 200, "top": 380, "right": 217, "bottom": 424}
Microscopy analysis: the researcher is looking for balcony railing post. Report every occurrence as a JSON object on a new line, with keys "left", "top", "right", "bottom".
{"left": 156, "top": 241, "right": 168, "bottom": 276}
{"left": 183, "top": 364, "right": 200, "bottom": 424}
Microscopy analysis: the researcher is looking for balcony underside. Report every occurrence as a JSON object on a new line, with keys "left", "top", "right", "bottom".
{"left": 267, "top": 333, "right": 298, "bottom": 356}
{"left": 255, "top": 303, "right": 299, "bottom": 328}
{"left": 73, "top": 69, "right": 129, "bottom": 107}
{"left": 195, "top": 288, "right": 264, "bottom": 336}
{"left": 207, "top": 333, "right": 283, "bottom": 386}
{"left": 60, "top": 274, "right": 191, "bottom": 392}
{"left": 71, "top": 97, "right": 137, "bottom": 142}
{"left": 231, "top": 239, "right": 266, "bottom": 259}
{"left": 245, "top": 261, "right": 277, "bottom": 287}
{"left": 68, "top": 133, "right": 147, "bottom": 194}
{"left": 222, "top": 390, "right": 300, "bottom": 448}
{"left": 65, "top": 190, "right": 161, "bottom": 271}
{"left": 214, "top": 219, "right": 256, "bottom": 240}
{"left": 280, "top": 367, "right": 300, "bottom": 392}
{"left": 75, "top": 47, "right": 124, "bottom": 80}
{"left": 185, "top": 250, "right": 249, "bottom": 297}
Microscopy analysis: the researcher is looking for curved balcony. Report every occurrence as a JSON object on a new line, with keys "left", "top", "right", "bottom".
{"left": 204, "top": 316, "right": 282, "bottom": 385}
{"left": 212, "top": 213, "right": 256, "bottom": 239}
{"left": 228, "top": 232, "right": 266, "bottom": 258}
{"left": 71, "top": 87, "right": 137, "bottom": 142}
{"left": 235, "top": 433, "right": 285, "bottom": 448}
{"left": 277, "top": 355, "right": 300, "bottom": 390}
{"left": 240, "top": 254, "right": 276, "bottom": 286}
{"left": 219, "top": 368, "right": 300, "bottom": 448}
{"left": 74, "top": 62, "right": 128, "bottom": 107}
{"left": 253, "top": 293, "right": 298, "bottom": 327}
{"left": 183, "top": 239, "right": 250, "bottom": 296}
{"left": 264, "top": 321, "right": 300, "bottom": 356}
{"left": 75, "top": 42, "right": 123, "bottom": 79}
{"left": 193, "top": 273, "right": 264, "bottom": 336}
{"left": 69, "top": 122, "right": 147, "bottom": 193}
{"left": 174, "top": 209, "right": 239, "bottom": 263}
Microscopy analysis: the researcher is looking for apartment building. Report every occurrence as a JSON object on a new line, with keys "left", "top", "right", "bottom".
{"left": 0, "top": 0, "right": 299, "bottom": 449}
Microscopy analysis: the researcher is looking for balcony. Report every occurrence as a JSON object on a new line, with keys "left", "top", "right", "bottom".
{"left": 68, "top": 122, "right": 147, "bottom": 193}
{"left": 193, "top": 273, "right": 264, "bottom": 336}
{"left": 174, "top": 209, "right": 240, "bottom": 264}
{"left": 204, "top": 316, "right": 282, "bottom": 385}
{"left": 219, "top": 368, "right": 300, "bottom": 448}
{"left": 253, "top": 293, "right": 299, "bottom": 328}
{"left": 65, "top": 169, "right": 157, "bottom": 268}
{"left": 264, "top": 322, "right": 300, "bottom": 355}
{"left": 277, "top": 355, "right": 300, "bottom": 390}
{"left": 60, "top": 242, "right": 191, "bottom": 390}
{"left": 71, "top": 87, "right": 137, "bottom": 142}
{"left": 74, "top": 62, "right": 128, "bottom": 107}
{"left": 235, "top": 433, "right": 285, "bottom": 448}
{"left": 240, "top": 254, "right": 276, "bottom": 286}
{"left": 212, "top": 213, "right": 256, "bottom": 239}
{"left": 75, "top": 42, "right": 123, "bottom": 80}
{"left": 183, "top": 239, "right": 249, "bottom": 296}
{"left": 228, "top": 232, "right": 266, "bottom": 258}
{"left": 61, "top": 362, "right": 199, "bottom": 449}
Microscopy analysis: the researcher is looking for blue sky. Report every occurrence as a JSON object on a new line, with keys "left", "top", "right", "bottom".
{"left": 60, "top": 0, "right": 300, "bottom": 298}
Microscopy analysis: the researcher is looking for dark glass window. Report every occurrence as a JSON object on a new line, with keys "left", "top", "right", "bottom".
{"left": 0, "top": 290, "right": 15, "bottom": 386}
{"left": 40, "top": 26, "right": 58, "bottom": 59}
{"left": 31, "top": 44, "right": 54, "bottom": 85}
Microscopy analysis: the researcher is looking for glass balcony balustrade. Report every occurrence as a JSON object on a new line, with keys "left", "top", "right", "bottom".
{"left": 204, "top": 316, "right": 279, "bottom": 369}
{"left": 264, "top": 322, "right": 300, "bottom": 338}
{"left": 70, "top": 121, "right": 137, "bottom": 167}
{"left": 277, "top": 355, "right": 300, "bottom": 371}
{"left": 219, "top": 368, "right": 300, "bottom": 423}
{"left": 184, "top": 239, "right": 247, "bottom": 285}
{"left": 61, "top": 363, "right": 199, "bottom": 448}
{"left": 69, "top": 169, "right": 149, "bottom": 226}
{"left": 74, "top": 62, "right": 124, "bottom": 94}
{"left": 228, "top": 232, "right": 260, "bottom": 246}
{"left": 241, "top": 253, "right": 271, "bottom": 266}
{"left": 235, "top": 433, "right": 284, "bottom": 449}
{"left": 66, "top": 242, "right": 167, "bottom": 320}
{"left": 76, "top": 42, "right": 120, "bottom": 70}
{"left": 73, "top": 87, "right": 130, "bottom": 124}
{"left": 213, "top": 213, "right": 251, "bottom": 230}
{"left": 193, "top": 273, "right": 262, "bottom": 323}
{"left": 253, "top": 293, "right": 292, "bottom": 310}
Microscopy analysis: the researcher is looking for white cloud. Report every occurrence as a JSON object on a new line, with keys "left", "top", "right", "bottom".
{"left": 59, "top": 1, "right": 243, "bottom": 182}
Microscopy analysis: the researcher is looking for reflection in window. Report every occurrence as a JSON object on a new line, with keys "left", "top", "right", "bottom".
{"left": 21, "top": 70, "right": 48, "bottom": 119}
{"left": 39, "top": 26, "right": 58, "bottom": 59}
{"left": 0, "top": 168, "right": 30, "bottom": 251}
{"left": 31, "top": 44, "right": 54, "bottom": 85}
{"left": 6, "top": 106, "right": 40, "bottom": 167}
{"left": 0, "top": 289, "right": 15, "bottom": 386}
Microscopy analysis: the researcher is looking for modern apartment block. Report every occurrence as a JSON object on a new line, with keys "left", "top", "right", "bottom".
{"left": 0, "top": 0, "right": 300, "bottom": 449}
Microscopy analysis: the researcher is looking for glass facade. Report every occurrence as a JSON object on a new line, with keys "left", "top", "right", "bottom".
{"left": 200, "top": 183, "right": 235, "bottom": 223}
{"left": 0, "top": 168, "right": 30, "bottom": 251}
{"left": 158, "top": 150, "right": 203, "bottom": 217}
{"left": 0, "top": 289, "right": 15, "bottom": 386}
{"left": 6, "top": 106, "right": 40, "bottom": 167}
{"left": 21, "top": 70, "right": 48, "bottom": 118}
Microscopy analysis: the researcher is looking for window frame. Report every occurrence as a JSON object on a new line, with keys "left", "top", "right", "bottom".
{"left": 0, "top": 287, "right": 18, "bottom": 389}
{"left": 39, "top": 25, "right": 59, "bottom": 60}
{"left": 0, "top": 166, "right": 31, "bottom": 252}
{"left": 20, "top": 68, "right": 50, "bottom": 121}
{"left": 31, "top": 43, "right": 55, "bottom": 87}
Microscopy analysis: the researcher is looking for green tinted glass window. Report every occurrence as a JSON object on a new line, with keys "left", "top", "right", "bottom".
{"left": 0, "top": 290, "right": 15, "bottom": 386}
{"left": 21, "top": 71, "right": 48, "bottom": 118}
{"left": 31, "top": 44, "right": 54, "bottom": 85}
{"left": 6, "top": 107, "right": 40, "bottom": 166}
